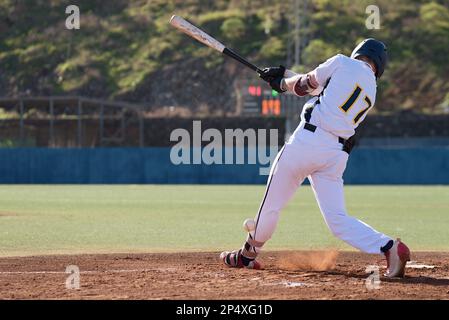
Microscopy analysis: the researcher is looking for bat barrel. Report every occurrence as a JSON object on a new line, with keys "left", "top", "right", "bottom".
{"left": 170, "top": 15, "right": 262, "bottom": 74}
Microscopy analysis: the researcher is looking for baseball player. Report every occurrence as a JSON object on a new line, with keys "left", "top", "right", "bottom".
{"left": 221, "top": 39, "right": 411, "bottom": 278}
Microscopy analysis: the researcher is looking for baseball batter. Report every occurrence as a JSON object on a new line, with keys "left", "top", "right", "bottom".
{"left": 221, "top": 39, "right": 411, "bottom": 278}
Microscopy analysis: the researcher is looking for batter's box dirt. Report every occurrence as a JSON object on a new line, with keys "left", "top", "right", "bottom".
{"left": 0, "top": 251, "right": 448, "bottom": 300}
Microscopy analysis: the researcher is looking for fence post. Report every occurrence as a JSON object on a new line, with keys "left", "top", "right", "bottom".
{"left": 100, "top": 104, "right": 104, "bottom": 146}
{"left": 121, "top": 112, "right": 125, "bottom": 142}
{"left": 49, "top": 98, "right": 54, "bottom": 147}
{"left": 77, "top": 98, "right": 82, "bottom": 147}
{"left": 19, "top": 98, "right": 24, "bottom": 147}
{"left": 139, "top": 111, "right": 144, "bottom": 147}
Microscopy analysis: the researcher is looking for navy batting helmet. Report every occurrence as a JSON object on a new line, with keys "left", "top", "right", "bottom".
{"left": 351, "top": 38, "right": 387, "bottom": 78}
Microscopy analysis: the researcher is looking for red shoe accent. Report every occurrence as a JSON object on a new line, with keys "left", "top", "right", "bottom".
{"left": 248, "top": 259, "right": 262, "bottom": 270}
{"left": 397, "top": 241, "right": 411, "bottom": 261}
{"left": 384, "top": 239, "right": 411, "bottom": 278}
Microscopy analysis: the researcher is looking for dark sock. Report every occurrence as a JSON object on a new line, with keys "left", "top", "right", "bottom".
{"left": 380, "top": 240, "right": 394, "bottom": 253}
{"left": 240, "top": 253, "right": 254, "bottom": 266}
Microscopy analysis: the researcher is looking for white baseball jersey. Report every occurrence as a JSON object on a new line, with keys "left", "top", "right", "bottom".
{"left": 308, "top": 54, "right": 377, "bottom": 139}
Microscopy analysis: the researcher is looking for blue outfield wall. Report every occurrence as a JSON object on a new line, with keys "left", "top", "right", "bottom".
{"left": 0, "top": 147, "right": 448, "bottom": 184}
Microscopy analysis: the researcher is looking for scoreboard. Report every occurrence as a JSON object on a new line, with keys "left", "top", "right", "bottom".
{"left": 243, "top": 85, "right": 281, "bottom": 116}
{"left": 240, "top": 81, "right": 308, "bottom": 139}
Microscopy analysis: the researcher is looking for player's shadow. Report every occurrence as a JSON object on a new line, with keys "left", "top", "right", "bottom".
{"left": 323, "top": 270, "right": 449, "bottom": 286}
{"left": 381, "top": 275, "right": 449, "bottom": 286}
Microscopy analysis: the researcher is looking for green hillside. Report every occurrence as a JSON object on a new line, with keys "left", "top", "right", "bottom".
{"left": 0, "top": 0, "right": 448, "bottom": 113}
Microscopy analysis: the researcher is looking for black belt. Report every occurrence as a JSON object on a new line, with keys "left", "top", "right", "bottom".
{"left": 304, "top": 123, "right": 346, "bottom": 144}
{"left": 303, "top": 123, "right": 352, "bottom": 154}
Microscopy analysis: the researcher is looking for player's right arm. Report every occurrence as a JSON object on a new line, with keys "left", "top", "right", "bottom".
{"left": 281, "top": 73, "right": 320, "bottom": 96}
{"left": 281, "top": 54, "right": 344, "bottom": 97}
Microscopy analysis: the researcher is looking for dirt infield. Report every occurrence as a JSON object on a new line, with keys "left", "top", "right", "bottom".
{"left": 0, "top": 251, "right": 448, "bottom": 300}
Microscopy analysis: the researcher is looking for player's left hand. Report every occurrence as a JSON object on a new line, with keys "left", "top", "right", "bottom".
{"left": 259, "top": 65, "right": 286, "bottom": 82}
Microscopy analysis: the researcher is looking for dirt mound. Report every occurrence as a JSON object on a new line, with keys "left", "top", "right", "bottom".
{"left": 0, "top": 251, "right": 448, "bottom": 300}
{"left": 277, "top": 250, "right": 339, "bottom": 271}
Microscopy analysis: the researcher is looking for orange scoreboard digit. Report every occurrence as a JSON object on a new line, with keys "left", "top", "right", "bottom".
{"left": 262, "top": 99, "right": 281, "bottom": 116}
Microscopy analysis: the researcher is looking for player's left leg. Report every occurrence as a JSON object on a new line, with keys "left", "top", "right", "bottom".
{"left": 309, "top": 167, "right": 410, "bottom": 277}
{"left": 309, "top": 173, "right": 391, "bottom": 254}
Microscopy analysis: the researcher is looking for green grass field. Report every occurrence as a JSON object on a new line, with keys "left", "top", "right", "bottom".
{"left": 0, "top": 185, "right": 448, "bottom": 257}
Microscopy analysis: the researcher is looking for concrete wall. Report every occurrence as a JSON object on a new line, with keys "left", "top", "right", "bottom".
{"left": 0, "top": 147, "right": 448, "bottom": 184}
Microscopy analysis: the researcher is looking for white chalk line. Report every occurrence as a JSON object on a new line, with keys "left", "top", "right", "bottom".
{"left": 406, "top": 261, "right": 435, "bottom": 269}
{"left": 0, "top": 268, "right": 176, "bottom": 275}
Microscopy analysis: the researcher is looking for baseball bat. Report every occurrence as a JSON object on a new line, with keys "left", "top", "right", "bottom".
{"left": 169, "top": 15, "right": 263, "bottom": 74}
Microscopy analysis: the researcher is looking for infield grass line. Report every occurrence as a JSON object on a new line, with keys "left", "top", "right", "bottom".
{"left": 0, "top": 185, "right": 448, "bottom": 256}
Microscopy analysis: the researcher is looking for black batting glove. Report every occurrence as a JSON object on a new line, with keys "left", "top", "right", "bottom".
{"left": 269, "top": 76, "right": 286, "bottom": 93}
{"left": 259, "top": 65, "right": 286, "bottom": 83}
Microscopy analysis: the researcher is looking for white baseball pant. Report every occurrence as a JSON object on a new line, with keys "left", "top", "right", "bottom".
{"left": 251, "top": 121, "right": 392, "bottom": 254}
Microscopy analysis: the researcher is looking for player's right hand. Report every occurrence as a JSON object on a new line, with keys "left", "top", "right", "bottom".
{"left": 269, "top": 76, "right": 286, "bottom": 93}
{"left": 259, "top": 65, "right": 286, "bottom": 83}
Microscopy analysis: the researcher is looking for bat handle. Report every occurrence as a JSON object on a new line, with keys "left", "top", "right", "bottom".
{"left": 222, "top": 48, "right": 264, "bottom": 75}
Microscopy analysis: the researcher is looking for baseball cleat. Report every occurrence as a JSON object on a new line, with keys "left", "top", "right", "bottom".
{"left": 220, "top": 249, "right": 262, "bottom": 270}
{"left": 384, "top": 239, "right": 410, "bottom": 278}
